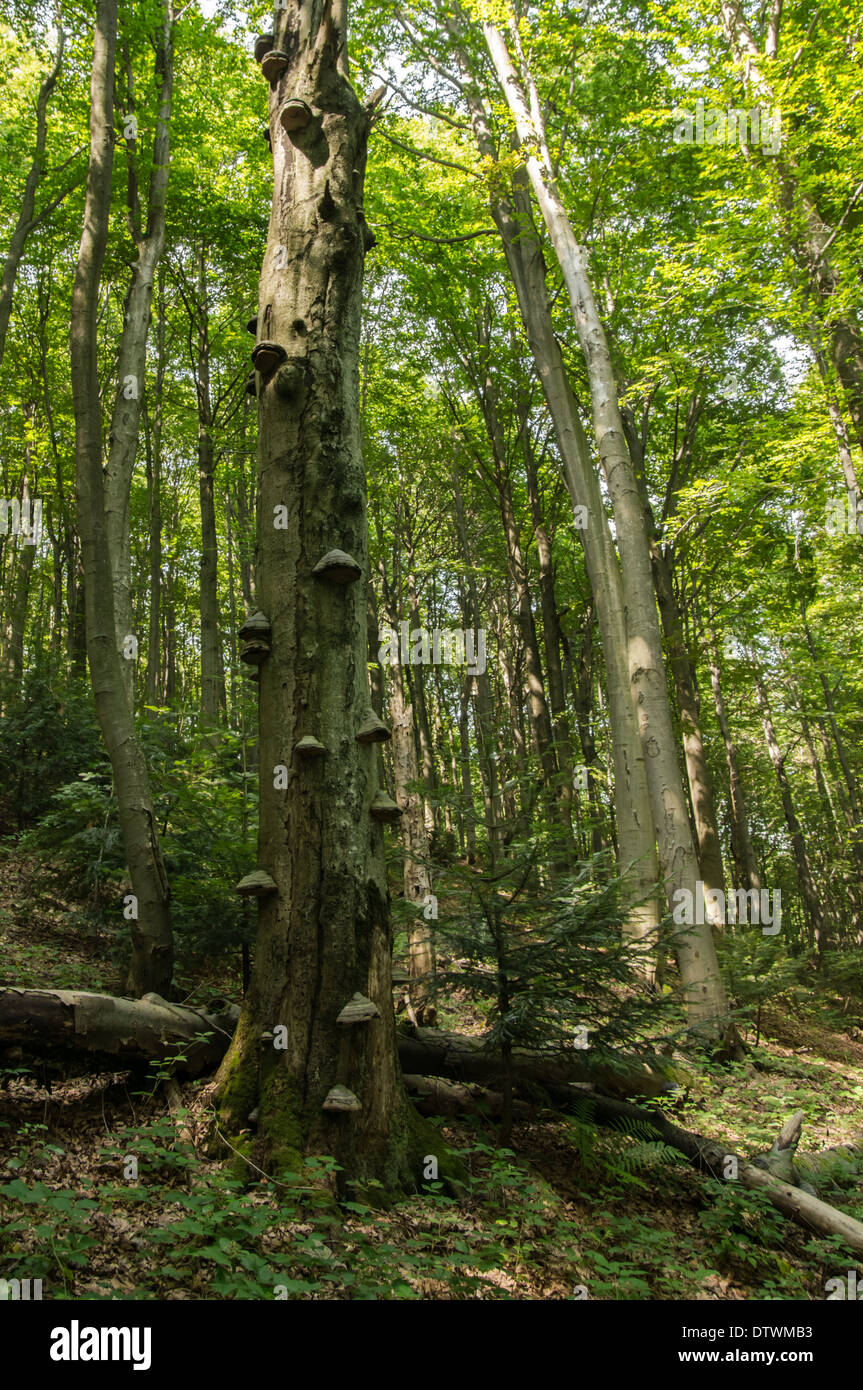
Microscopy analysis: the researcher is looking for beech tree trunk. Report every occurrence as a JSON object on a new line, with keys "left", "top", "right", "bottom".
{"left": 481, "top": 18, "right": 733, "bottom": 1035}
{"left": 380, "top": 578, "right": 436, "bottom": 1016}
{"left": 215, "top": 0, "right": 420, "bottom": 1194}
{"left": 194, "top": 251, "right": 227, "bottom": 724}
{"left": 70, "top": 0, "right": 174, "bottom": 998}
{"left": 104, "top": 2, "right": 174, "bottom": 710}
{"left": 0, "top": 27, "right": 66, "bottom": 372}
{"left": 454, "top": 58, "right": 660, "bottom": 945}
{"left": 754, "top": 670, "right": 826, "bottom": 950}
{"left": 707, "top": 626, "right": 762, "bottom": 894}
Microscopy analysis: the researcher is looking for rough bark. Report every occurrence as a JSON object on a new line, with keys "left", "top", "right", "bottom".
{"left": 214, "top": 0, "right": 420, "bottom": 1195}
{"left": 0, "top": 988, "right": 239, "bottom": 1076}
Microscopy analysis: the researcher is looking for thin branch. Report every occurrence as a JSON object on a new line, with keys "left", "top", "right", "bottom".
{"left": 381, "top": 222, "right": 497, "bottom": 245}
{"left": 377, "top": 129, "right": 480, "bottom": 179}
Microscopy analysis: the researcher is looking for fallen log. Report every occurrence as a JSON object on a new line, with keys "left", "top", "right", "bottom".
{"left": 440, "top": 1078, "right": 863, "bottom": 1259}
{"left": 2, "top": 986, "right": 862, "bottom": 1256}
{"left": 0, "top": 988, "right": 240, "bottom": 1077}
{"left": 0, "top": 988, "right": 678, "bottom": 1098}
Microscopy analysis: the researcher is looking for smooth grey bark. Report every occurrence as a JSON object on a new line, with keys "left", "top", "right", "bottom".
{"left": 70, "top": 0, "right": 173, "bottom": 997}
{"left": 451, "top": 45, "right": 660, "bottom": 945}
{"left": 144, "top": 269, "right": 166, "bottom": 707}
{"left": 753, "top": 669, "right": 826, "bottom": 951}
{"left": 193, "top": 250, "right": 227, "bottom": 724}
{"left": 380, "top": 578, "right": 436, "bottom": 1017}
{"left": 480, "top": 14, "right": 733, "bottom": 1039}
{"left": 707, "top": 625, "right": 762, "bottom": 895}
{"left": 104, "top": 2, "right": 174, "bottom": 709}
{"left": 0, "top": 26, "right": 67, "bottom": 373}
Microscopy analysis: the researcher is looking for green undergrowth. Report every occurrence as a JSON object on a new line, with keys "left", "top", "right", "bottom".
{"left": 0, "top": 1115, "right": 585, "bottom": 1299}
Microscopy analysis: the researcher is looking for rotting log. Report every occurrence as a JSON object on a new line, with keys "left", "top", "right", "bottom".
{"left": 0, "top": 989, "right": 676, "bottom": 1097}
{"left": 0, "top": 988, "right": 239, "bottom": 1077}
{"left": 3, "top": 985, "right": 861, "bottom": 1256}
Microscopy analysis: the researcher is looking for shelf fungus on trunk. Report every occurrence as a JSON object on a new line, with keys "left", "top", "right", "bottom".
{"left": 312, "top": 549, "right": 362, "bottom": 584}
{"left": 355, "top": 710, "right": 391, "bottom": 744}
{"left": 260, "top": 49, "right": 289, "bottom": 84}
{"left": 279, "top": 98, "right": 313, "bottom": 135}
{"left": 322, "top": 1085, "right": 362, "bottom": 1113}
{"left": 235, "top": 869, "right": 278, "bottom": 898}
{"left": 252, "top": 340, "right": 287, "bottom": 379}
{"left": 247, "top": 315, "right": 258, "bottom": 337}
{"left": 239, "top": 610, "right": 272, "bottom": 665}
{"left": 391, "top": 965, "right": 410, "bottom": 984}
{"left": 253, "top": 33, "right": 274, "bottom": 64}
{"left": 262, "top": 126, "right": 272, "bottom": 151}
{"left": 294, "top": 735, "right": 327, "bottom": 758}
{"left": 245, "top": 371, "right": 257, "bottom": 396}
{"left": 370, "top": 790, "right": 403, "bottom": 823}
{"left": 246, "top": 668, "right": 260, "bottom": 684}
{"left": 337, "top": 992, "right": 381, "bottom": 1025}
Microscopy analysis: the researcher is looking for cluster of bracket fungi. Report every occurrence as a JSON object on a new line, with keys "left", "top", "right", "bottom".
{"left": 234, "top": 33, "right": 402, "bottom": 1119}
{"left": 234, "top": 554, "right": 402, "bottom": 1118}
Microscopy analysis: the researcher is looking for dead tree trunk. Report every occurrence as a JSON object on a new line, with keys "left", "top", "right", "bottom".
{"left": 213, "top": 2, "right": 421, "bottom": 1195}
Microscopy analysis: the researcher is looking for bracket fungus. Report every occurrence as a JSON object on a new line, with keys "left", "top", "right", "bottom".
{"left": 391, "top": 965, "right": 410, "bottom": 984}
{"left": 370, "top": 790, "right": 403, "bottom": 823}
{"left": 245, "top": 371, "right": 257, "bottom": 397}
{"left": 322, "top": 1085, "right": 361, "bottom": 1113}
{"left": 253, "top": 33, "right": 274, "bottom": 63}
{"left": 312, "top": 549, "right": 362, "bottom": 584}
{"left": 246, "top": 315, "right": 258, "bottom": 337}
{"left": 240, "top": 611, "right": 271, "bottom": 664}
{"left": 259, "top": 49, "right": 289, "bottom": 83}
{"left": 235, "top": 870, "right": 278, "bottom": 898}
{"left": 279, "top": 98, "right": 313, "bottom": 135}
{"left": 239, "top": 611, "right": 271, "bottom": 641}
{"left": 355, "top": 710, "right": 391, "bottom": 744}
{"left": 294, "top": 735, "right": 327, "bottom": 758}
{"left": 251, "top": 340, "right": 287, "bottom": 378}
{"left": 336, "top": 993, "right": 381, "bottom": 1025}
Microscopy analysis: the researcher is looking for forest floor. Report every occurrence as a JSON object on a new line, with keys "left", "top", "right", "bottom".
{"left": 1, "top": 850, "right": 862, "bottom": 1301}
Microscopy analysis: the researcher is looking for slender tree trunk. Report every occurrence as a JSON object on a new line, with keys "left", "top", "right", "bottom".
{"left": 70, "top": 0, "right": 173, "bottom": 997}
{"left": 0, "top": 27, "right": 65, "bottom": 371}
{"left": 195, "top": 251, "right": 226, "bottom": 724}
{"left": 481, "top": 15, "right": 732, "bottom": 1037}
{"left": 144, "top": 270, "right": 166, "bottom": 706}
{"left": 381, "top": 583, "right": 436, "bottom": 1020}
{"left": 754, "top": 671, "right": 826, "bottom": 952}
{"left": 652, "top": 548, "right": 726, "bottom": 915}
{"left": 454, "top": 56, "right": 660, "bottom": 943}
{"left": 215, "top": 0, "right": 418, "bottom": 1192}
{"left": 103, "top": 1, "right": 174, "bottom": 709}
{"left": 707, "top": 625, "right": 762, "bottom": 894}
{"left": 451, "top": 459, "right": 504, "bottom": 865}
